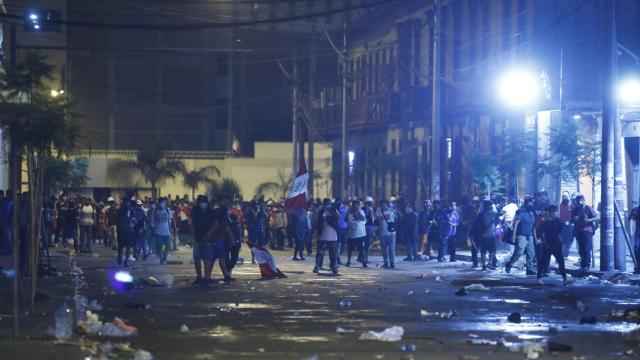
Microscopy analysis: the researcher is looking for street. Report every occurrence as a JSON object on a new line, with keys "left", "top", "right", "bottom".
{"left": 2, "top": 246, "right": 640, "bottom": 359}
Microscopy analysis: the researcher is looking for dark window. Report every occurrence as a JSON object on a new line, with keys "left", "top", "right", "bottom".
{"left": 215, "top": 98, "right": 228, "bottom": 129}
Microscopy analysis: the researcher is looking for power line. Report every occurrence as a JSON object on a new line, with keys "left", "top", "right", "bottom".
{"left": 0, "top": 0, "right": 401, "bottom": 31}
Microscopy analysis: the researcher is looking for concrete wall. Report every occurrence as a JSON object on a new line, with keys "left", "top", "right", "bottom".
{"left": 80, "top": 142, "right": 332, "bottom": 202}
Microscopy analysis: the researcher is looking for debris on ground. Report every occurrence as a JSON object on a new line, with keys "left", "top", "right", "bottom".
{"left": 507, "top": 312, "right": 522, "bottom": 323}
{"left": 359, "top": 326, "right": 404, "bottom": 342}
{"left": 435, "top": 276, "right": 443, "bottom": 282}
{"left": 47, "top": 301, "right": 74, "bottom": 339}
{"left": 455, "top": 288, "right": 468, "bottom": 296}
{"left": 579, "top": 316, "right": 597, "bottom": 324}
{"left": 180, "top": 324, "right": 189, "bottom": 333}
{"left": 401, "top": 344, "right": 416, "bottom": 352}
{"left": 508, "top": 340, "right": 545, "bottom": 359}
{"left": 406, "top": 290, "right": 414, "bottom": 296}
{"left": 576, "top": 300, "right": 588, "bottom": 313}
{"left": 100, "top": 317, "right": 139, "bottom": 336}
{"left": 440, "top": 310, "right": 459, "bottom": 319}
{"left": 78, "top": 310, "right": 103, "bottom": 335}
{"left": 548, "top": 341, "right": 572, "bottom": 352}
{"left": 132, "top": 349, "right": 153, "bottom": 360}
{"left": 339, "top": 300, "right": 353, "bottom": 308}
{"left": 336, "top": 327, "right": 354, "bottom": 334}
{"left": 464, "top": 283, "right": 490, "bottom": 291}
{"left": 160, "top": 274, "right": 174, "bottom": 287}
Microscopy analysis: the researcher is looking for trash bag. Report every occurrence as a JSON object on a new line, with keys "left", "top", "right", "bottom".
{"left": 359, "top": 326, "right": 404, "bottom": 342}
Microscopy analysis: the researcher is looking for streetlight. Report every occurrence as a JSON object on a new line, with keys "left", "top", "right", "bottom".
{"left": 618, "top": 78, "right": 640, "bottom": 106}
{"left": 497, "top": 68, "right": 539, "bottom": 108}
{"left": 50, "top": 89, "right": 64, "bottom": 97}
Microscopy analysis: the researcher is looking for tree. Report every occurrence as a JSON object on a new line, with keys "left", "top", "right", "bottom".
{"left": 255, "top": 170, "right": 292, "bottom": 200}
{"left": 469, "top": 153, "right": 503, "bottom": 198}
{"left": 499, "top": 126, "right": 536, "bottom": 201}
{"left": 0, "top": 52, "right": 81, "bottom": 318}
{"left": 114, "top": 145, "right": 186, "bottom": 198}
{"left": 211, "top": 178, "right": 242, "bottom": 200}
{"left": 43, "top": 156, "right": 90, "bottom": 196}
{"left": 183, "top": 165, "right": 220, "bottom": 201}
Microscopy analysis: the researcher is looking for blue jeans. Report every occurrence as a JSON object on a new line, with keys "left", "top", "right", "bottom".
{"left": 439, "top": 234, "right": 456, "bottom": 261}
{"left": 576, "top": 231, "right": 593, "bottom": 269}
{"left": 79, "top": 225, "right": 93, "bottom": 251}
{"left": 561, "top": 222, "right": 574, "bottom": 258}
{"left": 155, "top": 235, "right": 171, "bottom": 262}
{"left": 405, "top": 234, "right": 418, "bottom": 259}
{"left": 380, "top": 233, "right": 396, "bottom": 265}
{"left": 315, "top": 240, "right": 337, "bottom": 272}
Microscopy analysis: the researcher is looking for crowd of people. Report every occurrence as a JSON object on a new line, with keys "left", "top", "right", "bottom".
{"left": 0, "top": 189, "right": 639, "bottom": 284}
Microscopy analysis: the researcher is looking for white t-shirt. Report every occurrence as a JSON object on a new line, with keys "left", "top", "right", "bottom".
{"left": 502, "top": 203, "right": 519, "bottom": 223}
{"left": 319, "top": 213, "right": 338, "bottom": 241}
{"left": 79, "top": 205, "right": 95, "bottom": 226}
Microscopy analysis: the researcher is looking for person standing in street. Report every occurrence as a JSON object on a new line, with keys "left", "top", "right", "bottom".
{"left": 151, "top": 197, "right": 172, "bottom": 264}
{"left": 536, "top": 205, "right": 570, "bottom": 284}
{"left": 346, "top": 199, "right": 366, "bottom": 267}
{"left": 438, "top": 201, "right": 460, "bottom": 262}
{"left": 360, "top": 196, "right": 375, "bottom": 267}
{"left": 630, "top": 198, "right": 640, "bottom": 274}
{"left": 191, "top": 195, "right": 213, "bottom": 284}
{"left": 116, "top": 199, "right": 136, "bottom": 267}
{"left": 473, "top": 200, "right": 498, "bottom": 270}
{"left": 104, "top": 197, "right": 118, "bottom": 250}
{"left": 64, "top": 199, "right": 79, "bottom": 253}
{"left": 78, "top": 197, "right": 96, "bottom": 253}
{"left": 402, "top": 203, "right": 419, "bottom": 261}
{"left": 559, "top": 193, "right": 574, "bottom": 258}
{"left": 506, "top": 198, "right": 537, "bottom": 275}
{"left": 376, "top": 199, "right": 397, "bottom": 269}
{"left": 571, "top": 194, "right": 598, "bottom": 271}
{"left": 313, "top": 199, "right": 340, "bottom": 275}
{"left": 336, "top": 198, "right": 349, "bottom": 265}
{"left": 291, "top": 207, "right": 308, "bottom": 261}
{"left": 417, "top": 200, "right": 432, "bottom": 260}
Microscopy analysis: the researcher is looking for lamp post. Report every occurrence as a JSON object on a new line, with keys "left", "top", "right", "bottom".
{"left": 497, "top": 68, "right": 540, "bottom": 202}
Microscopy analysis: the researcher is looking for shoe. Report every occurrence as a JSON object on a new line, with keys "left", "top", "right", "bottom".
{"left": 403, "top": 257, "right": 412, "bottom": 261}
{"left": 123, "top": 261, "right": 129, "bottom": 267}
{"left": 437, "top": 258, "right": 444, "bottom": 263}
{"left": 346, "top": 262, "right": 351, "bottom": 267}
{"left": 382, "top": 263, "right": 389, "bottom": 269}
{"left": 471, "top": 264, "right": 479, "bottom": 269}
{"left": 128, "top": 255, "right": 136, "bottom": 262}
{"left": 450, "top": 259, "right": 457, "bottom": 263}
{"left": 331, "top": 268, "right": 339, "bottom": 275}
{"left": 481, "top": 266, "right": 487, "bottom": 271}
{"left": 117, "top": 257, "right": 122, "bottom": 266}
{"left": 536, "top": 278, "right": 544, "bottom": 285}
{"left": 563, "top": 278, "right": 574, "bottom": 285}
{"left": 313, "top": 267, "right": 320, "bottom": 274}
{"left": 505, "top": 263, "right": 512, "bottom": 274}
{"left": 526, "top": 270, "right": 536, "bottom": 276}
{"left": 300, "top": 257, "right": 306, "bottom": 261}
{"left": 486, "top": 264, "right": 496, "bottom": 271}
{"left": 390, "top": 263, "right": 395, "bottom": 269}
{"left": 292, "top": 257, "right": 300, "bottom": 261}
{"left": 193, "top": 278, "right": 204, "bottom": 286}
{"left": 362, "top": 263, "right": 368, "bottom": 268}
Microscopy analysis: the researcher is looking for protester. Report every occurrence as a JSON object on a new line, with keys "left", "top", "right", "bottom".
{"left": 438, "top": 201, "right": 460, "bottom": 262}
{"left": 205, "top": 202, "right": 234, "bottom": 284}
{"left": 346, "top": 199, "right": 366, "bottom": 267}
{"left": 78, "top": 197, "right": 96, "bottom": 253}
{"left": 151, "top": 197, "right": 173, "bottom": 264}
{"left": 336, "top": 198, "right": 349, "bottom": 265}
{"left": 360, "top": 196, "right": 375, "bottom": 267}
{"left": 290, "top": 207, "right": 308, "bottom": 261}
{"left": 571, "top": 194, "right": 598, "bottom": 271}
{"left": 191, "top": 195, "right": 212, "bottom": 284}
{"left": 116, "top": 198, "right": 136, "bottom": 267}
{"left": 376, "top": 199, "right": 397, "bottom": 269}
{"left": 313, "top": 198, "right": 340, "bottom": 275}
{"left": 104, "top": 197, "right": 118, "bottom": 250}
{"left": 559, "top": 193, "right": 574, "bottom": 258}
{"left": 506, "top": 197, "right": 537, "bottom": 275}
{"left": 474, "top": 200, "right": 498, "bottom": 270}
{"left": 402, "top": 203, "right": 419, "bottom": 261}
{"left": 536, "top": 205, "right": 570, "bottom": 284}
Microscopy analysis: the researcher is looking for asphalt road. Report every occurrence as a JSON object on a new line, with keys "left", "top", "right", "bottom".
{"left": 1, "top": 244, "right": 640, "bottom": 360}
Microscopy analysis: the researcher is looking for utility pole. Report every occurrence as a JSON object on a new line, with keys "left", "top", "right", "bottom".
{"left": 600, "top": 0, "right": 616, "bottom": 271}
{"left": 340, "top": 22, "right": 348, "bottom": 199}
{"left": 292, "top": 58, "right": 299, "bottom": 174}
{"left": 430, "top": 0, "right": 441, "bottom": 200}
{"left": 308, "top": 42, "right": 316, "bottom": 199}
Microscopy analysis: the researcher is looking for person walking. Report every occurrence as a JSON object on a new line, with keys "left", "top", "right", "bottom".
{"left": 571, "top": 194, "right": 598, "bottom": 271}
{"left": 313, "top": 199, "right": 340, "bottom": 275}
{"left": 402, "top": 203, "right": 419, "bottom": 261}
{"left": 473, "top": 200, "right": 498, "bottom": 270}
{"left": 559, "top": 193, "right": 574, "bottom": 258}
{"left": 116, "top": 199, "right": 136, "bottom": 267}
{"left": 506, "top": 198, "right": 537, "bottom": 275}
{"left": 536, "top": 205, "right": 570, "bottom": 284}
{"left": 376, "top": 199, "right": 397, "bottom": 269}
{"left": 78, "top": 197, "right": 96, "bottom": 253}
{"left": 438, "top": 201, "right": 460, "bottom": 262}
{"left": 346, "top": 200, "right": 366, "bottom": 267}
{"left": 151, "top": 197, "right": 172, "bottom": 264}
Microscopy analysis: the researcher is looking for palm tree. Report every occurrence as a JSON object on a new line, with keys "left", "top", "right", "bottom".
{"left": 183, "top": 165, "right": 220, "bottom": 201}
{"left": 255, "top": 170, "right": 292, "bottom": 200}
{"left": 114, "top": 145, "right": 186, "bottom": 198}
{"left": 211, "top": 178, "right": 243, "bottom": 200}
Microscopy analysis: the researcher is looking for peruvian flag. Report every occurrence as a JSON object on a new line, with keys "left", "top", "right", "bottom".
{"left": 284, "top": 157, "right": 308, "bottom": 214}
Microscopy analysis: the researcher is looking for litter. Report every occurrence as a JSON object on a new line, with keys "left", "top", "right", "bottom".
{"left": 576, "top": 300, "right": 588, "bottom": 313}
{"left": 401, "top": 344, "right": 416, "bottom": 352}
{"left": 406, "top": 290, "right": 414, "bottom": 296}
{"left": 48, "top": 302, "right": 73, "bottom": 339}
{"left": 464, "top": 283, "right": 490, "bottom": 291}
{"left": 78, "top": 310, "right": 103, "bottom": 335}
{"left": 132, "top": 349, "right": 153, "bottom": 360}
{"left": 100, "top": 317, "right": 138, "bottom": 336}
{"left": 88, "top": 300, "right": 103, "bottom": 311}
{"left": 336, "top": 326, "right": 354, "bottom": 334}
{"left": 467, "top": 339, "right": 497, "bottom": 346}
{"left": 440, "top": 310, "right": 458, "bottom": 319}
{"left": 455, "top": 288, "right": 468, "bottom": 296}
{"left": 508, "top": 341, "right": 545, "bottom": 359}
{"left": 507, "top": 312, "right": 522, "bottom": 323}
{"left": 359, "top": 326, "right": 404, "bottom": 342}
{"left": 180, "top": 324, "right": 189, "bottom": 333}
{"left": 160, "top": 274, "right": 174, "bottom": 287}
{"left": 339, "top": 300, "right": 353, "bottom": 308}
{"left": 435, "top": 276, "right": 442, "bottom": 282}
{"left": 92, "top": 253, "right": 100, "bottom": 258}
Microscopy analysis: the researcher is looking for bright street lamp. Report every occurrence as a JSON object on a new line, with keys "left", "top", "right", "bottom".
{"left": 497, "top": 68, "right": 539, "bottom": 108}
{"left": 50, "top": 89, "right": 64, "bottom": 97}
{"left": 618, "top": 78, "right": 640, "bottom": 106}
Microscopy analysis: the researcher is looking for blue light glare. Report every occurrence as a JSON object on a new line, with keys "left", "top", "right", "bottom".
{"left": 29, "top": 13, "right": 38, "bottom": 20}
{"left": 115, "top": 271, "right": 134, "bottom": 283}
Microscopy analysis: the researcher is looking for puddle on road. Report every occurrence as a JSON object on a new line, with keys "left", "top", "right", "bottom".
{"left": 476, "top": 297, "right": 530, "bottom": 304}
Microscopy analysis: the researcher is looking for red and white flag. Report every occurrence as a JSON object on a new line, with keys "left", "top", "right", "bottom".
{"left": 284, "top": 157, "right": 308, "bottom": 214}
